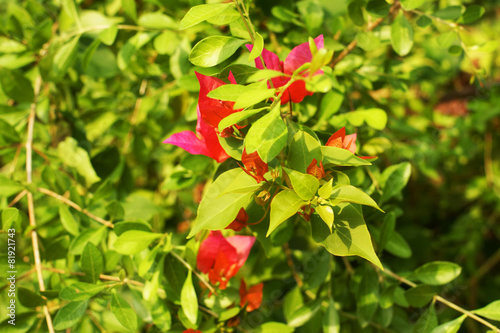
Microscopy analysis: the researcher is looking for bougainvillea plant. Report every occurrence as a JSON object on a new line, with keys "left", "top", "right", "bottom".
{"left": 2, "top": 0, "right": 500, "bottom": 333}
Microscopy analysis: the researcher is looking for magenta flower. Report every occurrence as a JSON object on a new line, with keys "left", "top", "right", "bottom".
{"left": 163, "top": 107, "right": 230, "bottom": 163}
{"left": 247, "top": 35, "right": 324, "bottom": 105}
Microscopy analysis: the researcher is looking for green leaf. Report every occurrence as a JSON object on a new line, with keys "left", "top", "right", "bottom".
{"left": 138, "top": 243, "right": 161, "bottom": 277}
{"left": 288, "top": 299, "right": 322, "bottom": 327}
{"left": 417, "top": 15, "right": 433, "bottom": 28}
{"left": 81, "top": 38, "right": 100, "bottom": 72}
{"left": 118, "top": 32, "right": 155, "bottom": 70}
{"left": 181, "top": 270, "right": 198, "bottom": 325}
{"left": 111, "top": 293, "right": 138, "bottom": 331}
{"left": 188, "top": 169, "right": 255, "bottom": 238}
{"left": 401, "top": 0, "right": 426, "bottom": 10}
{"left": 218, "top": 107, "right": 268, "bottom": 132}
{"left": 114, "top": 220, "right": 152, "bottom": 236}
{"left": 284, "top": 168, "right": 319, "bottom": 200}
{"left": 245, "top": 106, "right": 288, "bottom": 162}
{"left": 348, "top": 0, "right": 365, "bottom": 26}
{"left": 138, "top": 12, "right": 177, "bottom": 30}
{"left": 98, "top": 25, "right": 118, "bottom": 45}
{"left": 80, "top": 243, "right": 103, "bottom": 284}
{"left": 189, "top": 36, "right": 245, "bottom": 67}
{"left": 284, "top": 287, "right": 304, "bottom": 323}
{"left": 288, "top": 131, "right": 323, "bottom": 173}
{"left": 323, "top": 297, "right": 340, "bottom": 333}
{"left": 434, "top": 6, "right": 462, "bottom": 21}
{"left": 366, "top": 0, "right": 390, "bottom": 17}
{"left": 151, "top": 301, "right": 172, "bottom": 331}
{"left": 180, "top": 3, "right": 233, "bottom": 30}
{"left": 316, "top": 205, "right": 334, "bottom": 232}
{"left": 357, "top": 32, "right": 381, "bottom": 52}
{"left": 460, "top": 5, "right": 485, "bottom": 24}
{"left": 268, "top": 190, "right": 306, "bottom": 236}
{"left": 321, "top": 147, "right": 371, "bottom": 167}
{"left": 52, "top": 35, "right": 80, "bottom": 79}
{"left": 122, "top": 0, "right": 137, "bottom": 21}
{"left": 220, "top": 170, "right": 262, "bottom": 195}
{"left": 60, "top": 282, "right": 108, "bottom": 301}
{"left": 53, "top": 300, "right": 89, "bottom": 330}
{"left": 113, "top": 230, "right": 163, "bottom": 255}
{"left": 413, "top": 304, "right": 438, "bottom": 333}
{"left": 2, "top": 208, "right": 21, "bottom": 232}
{"left": 473, "top": 300, "right": 500, "bottom": 320}
{"left": 247, "top": 69, "right": 285, "bottom": 82}
{"left": 318, "top": 180, "right": 333, "bottom": 199}
{"left": 436, "top": 31, "right": 457, "bottom": 49}
{"left": 57, "top": 137, "right": 101, "bottom": 185}
{"left": 233, "top": 88, "right": 277, "bottom": 109}
{"left": 430, "top": 315, "right": 466, "bottom": 333}
{"left": 219, "top": 307, "right": 241, "bottom": 322}
{"left": 208, "top": 84, "right": 260, "bottom": 102}
{"left": 206, "top": 6, "right": 240, "bottom": 25}
{"left": 0, "top": 68, "right": 34, "bottom": 102}
{"left": 59, "top": 205, "right": 79, "bottom": 236}
{"left": 369, "top": 226, "right": 412, "bottom": 258}
{"left": 249, "top": 32, "right": 264, "bottom": 62}
{"left": 254, "top": 322, "right": 294, "bottom": 333}
{"left": 414, "top": 261, "right": 462, "bottom": 285}
{"left": 297, "top": 1, "right": 324, "bottom": 35}
{"left": 380, "top": 162, "right": 412, "bottom": 203}
{"left": 356, "top": 268, "right": 379, "bottom": 326}
{"left": 318, "top": 90, "right": 344, "bottom": 121}
{"left": 379, "top": 212, "right": 396, "bottom": 252}
{"left": 405, "top": 285, "right": 438, "bottom": 307}
{"left": 18, "top": 287, "right": 46, "bottom": 307}
{"left": 330, "top": 185, "right": 383, "bottom": 212}
{"left": 391, "top": 14, "right": 414, "bottom": 56}
{"left": 310, "top": 204, "right": 382, "bottom": 269}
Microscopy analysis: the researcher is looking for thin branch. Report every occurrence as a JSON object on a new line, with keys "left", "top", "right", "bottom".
{"left": 435, "top": 295, "right": 500, "bottom": 333}
{"left": 379, "top": 267, "right": 500, "bottom": 332}
{"left": 331, "top": 2, "right": 400, "bottom": 68}
{"left": 26, "top": 75, "right": 54, "bottom": 333}
{"left": 283, "top": 243, "right": 303, "bottom": 288}
{"left": 37, "top": 187, "right": 114, "bottom": 228}
{"left": 8, "top": 189, "right": 27, "bottom": 207}
{"left": 170, "top": 249, "right": 217, "bottom": 296}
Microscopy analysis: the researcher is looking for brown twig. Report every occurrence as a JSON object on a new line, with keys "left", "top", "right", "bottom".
{"left": 170, "top": 249, "right": 217, "bottom": 296}
{"left": 379, "top": 267, "right": 500, "bottom": 332}
{"left": 283, "top": 243, "right": 303, "bottom": 288}
{"left": 26, "top": 75, "right": 54, "bottom": 333}
{"left": 8, "top": 189, "right": 27, "bottom": 207}
{"left": 37, "top": 187, "right": 114, "bottom": 228}
{"left": 331, "top": 2, "right": 400, "bottom": 68}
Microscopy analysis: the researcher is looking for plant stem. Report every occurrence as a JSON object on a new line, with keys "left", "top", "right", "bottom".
{"left": 8, "top": 189, "right": 27, "bottom": 207}
{"left": 26, "top": 76, "right": 54, "bottom": 333}
{"left": 283, "top": 243, "right": 303, "bottom": 288}
{"left": 170, "top": 249, "right": 217, "bottom": 296}
{"left": 37, "top": 187, "right": 114, "bottom": 228}
{"left": 380, "top": 267, "right": 500, "bottom": 332}
{"left": 331, "top": 2, "right": 400, "bottom": 67}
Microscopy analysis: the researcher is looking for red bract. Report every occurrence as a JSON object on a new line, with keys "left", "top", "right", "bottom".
{"left": 183, "top": 329, "right": 202, "bottom": 333}
{"left": 226, "top": 208, "right": 249, "bottom": 232}
{"left": 241, "top": 149, "right": 268, "bottom": 183}
{"left": 197, "top": 231, "right": 255, "bottom": 290}
{"left": 325, "top": 127, "right": 375, "bottom": 160}
{"left": 163, "top": 107, "right": 230, "bottom": 163}
{"left": 196, "top": 72, "right": 242, "bottom": 136}
{"left": 247, "top": 35, "right": 324, "bottom": 105}
{"left": 239, "top": 279, "right": 263, "bottom": 312}
{"left": 307, "top": 158, "right": 325, "bottom": 180}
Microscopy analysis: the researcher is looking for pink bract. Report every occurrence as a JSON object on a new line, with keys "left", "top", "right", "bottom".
{"left": 247, "top": 35, "right": 324, "bottom": 104}
{"left": 163, "top": 107, "right": 230, "bottom": 163}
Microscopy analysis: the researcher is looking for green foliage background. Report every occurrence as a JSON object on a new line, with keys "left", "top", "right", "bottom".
{"left": 0, "top": 0, "right": 499, "bottom": 332}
